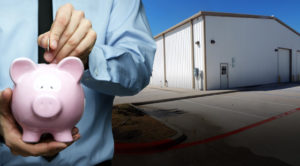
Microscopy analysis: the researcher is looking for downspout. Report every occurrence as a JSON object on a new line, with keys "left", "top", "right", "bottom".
{"left": 163, "top": 34, "right": 167, "bottom": 87}
{"left": 190, "top": 20, "right": 195, "bottom": 89}
{"left": 202, "top": 15, "right": 208, "bottom": 91}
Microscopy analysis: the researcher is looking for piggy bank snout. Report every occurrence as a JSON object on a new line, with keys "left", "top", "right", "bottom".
{"left": 32, "top": 95, "right": 61, "bottom": 119}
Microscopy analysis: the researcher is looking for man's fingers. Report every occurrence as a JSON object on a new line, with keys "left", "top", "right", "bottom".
{"left": 72, "top": 127, "right": 79, "bottom": 136}
{"left": 7, "top": 129, "right": 80, "bottom": 157}
{"left": 64, "top": 133, "right": 80, "bottom": 147}
{"left": 11, "top": 150, "right": 21, "bottom": 156}
{"left": 48, "top": 10, "right": 84, "bottom": 63}
{"left": 66, "top": 127, "right": 81, "bottom": 146}
{"left": 38, "top": 32, "right": 50, "bottom": 49}
{"left": 0, "top": 88, "right": 12, "bottom": 105}
{"left": 44, "top": 137, "right": 80, "bottom": 156}
{"left": 55, "top": 19, "right": 91, "bottom": 62}
{"left": 40, "top": 141, "right": 68, "bottom": 156}
{"left": 0, "top": 88, "right": 13, "bottom": 116}
{"left": 50, "top": 3, "right": 73, "bottom": 50}
{"left": 13, "top": 138, "right": 67, "bottom": 157}
{"left": 69, "top": 29, "right": 97, "bottom": 58}
{"left": 10, "top": 138, "right": 74, "bottom": 157}
{"left": 64, "top": 128, "right": 81, "bottom": 147}
{"left": 33, "top": 141, "right": 67, "bottom": 156}
{"left": 55, "top": 10, "right": 84, "bottom": 53}
{"left": 37, "top": 33, "right": 45, "bottom": 48}
{"left": 43, "top": 4, "right": 94, "bottom": 65}
{"left": 35, "top": 143, "right": 65, "bottom": 156}
{"left": 37, "top": 32, "right": 53, "bottom": 62}
{"left": 73, "top": 133, "right": 80, "bottom": 141}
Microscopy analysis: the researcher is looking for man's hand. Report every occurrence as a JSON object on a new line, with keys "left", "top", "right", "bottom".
{"left": 0, "top": 88, "right": 80, "bottom": 157}
{"left": 38, "top": 3, "right": 97, "bottom": 66}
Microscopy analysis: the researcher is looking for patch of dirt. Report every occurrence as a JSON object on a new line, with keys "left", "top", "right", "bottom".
{"left": 112, "top": 104, "right": 177, "bottom": 143}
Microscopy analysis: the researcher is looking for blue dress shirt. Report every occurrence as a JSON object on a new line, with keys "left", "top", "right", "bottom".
{"left": 0, "top": 0, "right": 156, "bottom": 165}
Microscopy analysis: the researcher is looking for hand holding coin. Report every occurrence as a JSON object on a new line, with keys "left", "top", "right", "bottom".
{"left": 37, "top": 3, "right": 96, "bottom": 66}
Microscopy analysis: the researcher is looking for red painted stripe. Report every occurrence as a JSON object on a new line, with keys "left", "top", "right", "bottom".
{"left": 115, "top": 139, "right": 172, "bottom": 149}
{"left": 115, "top": 108, "right": 300, "bottom": 154}
{"left": 171, "top": 108, "right": 300, "bottom": 150}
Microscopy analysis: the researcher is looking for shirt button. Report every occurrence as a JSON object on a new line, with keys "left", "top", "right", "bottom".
{"left": 94, "top": 69, "right": 99, "bottom": 77}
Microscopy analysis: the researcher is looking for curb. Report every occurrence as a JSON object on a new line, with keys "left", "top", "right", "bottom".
{"left": 114, "top": 104, "right": 187, "bottom": 154}
{"left": 131, "top": 83, "right": 299, "bottom": 106}
{"left": 131, "top": 89, "right": 238, "bottom": 106}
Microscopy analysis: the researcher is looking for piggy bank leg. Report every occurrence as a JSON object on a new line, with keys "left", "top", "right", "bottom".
{"left": 53, "top": 129, "right": 73, "bottom": 142}
{"left": 22, "top": 129, "right": 42, "bottom": 143}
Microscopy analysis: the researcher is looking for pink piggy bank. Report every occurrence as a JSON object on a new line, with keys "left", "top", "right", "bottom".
{"left": 10, "top": 57, "right": 85, "bottom": 142}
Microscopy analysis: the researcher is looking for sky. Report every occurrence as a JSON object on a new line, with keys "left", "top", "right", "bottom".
{"left": 143, "top": 0, "right": 300, "bottom": 36}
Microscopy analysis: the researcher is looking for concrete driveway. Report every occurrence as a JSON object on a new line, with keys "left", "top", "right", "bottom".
{"left": 113, "top": 83, "right": 300, "bottom": 166}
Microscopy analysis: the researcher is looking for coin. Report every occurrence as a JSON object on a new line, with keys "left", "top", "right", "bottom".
{"left": 47, "top": 38, "right": 50, "bottom": 52}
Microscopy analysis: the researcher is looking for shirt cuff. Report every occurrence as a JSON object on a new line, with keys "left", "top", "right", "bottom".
{"left": 81, "top": 45, "right": 142, "bottom": 96}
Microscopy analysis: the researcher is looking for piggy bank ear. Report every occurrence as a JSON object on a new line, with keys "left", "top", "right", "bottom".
{"left": 10, "top": 58, "right": 36, "bottom": 84}
{"left": 57, "top": 57, "right": 84, "bottom": 82}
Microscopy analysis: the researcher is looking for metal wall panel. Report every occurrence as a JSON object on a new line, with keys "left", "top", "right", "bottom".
{"left": 150, "top": 36, "right": 165, "bottom": 87}
{"left": 193, "top": 17, "right": 204, "bottom": 90}
{"left": 205, "top": 16, "right": 300, "bottom": 89}
{"left": 165, "top": 23, "right": 192, "bottom": 89}
{"left": 151, "top": 14, "right": 300, "bottom": 90}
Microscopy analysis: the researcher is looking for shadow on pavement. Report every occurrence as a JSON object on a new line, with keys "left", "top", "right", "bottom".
{"left": 236, "top": 83, "right": 300, "bottom": 92}
{"left": 113, "top": 140, "right": 291, "bottom": 166}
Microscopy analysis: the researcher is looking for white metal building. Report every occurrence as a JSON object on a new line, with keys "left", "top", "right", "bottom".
{"left": 150, "top": 11, "right": 300, "bottom": 90}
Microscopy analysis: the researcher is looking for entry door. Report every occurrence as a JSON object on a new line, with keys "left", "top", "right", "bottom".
{"left": 297, "top": 52, "right": 300, "bottom": 81}
{"left": 220, "top": 63, "right": 229, "bottom": 89}
{"left": 278, "top": 49, "right": 290, "bottom": 83}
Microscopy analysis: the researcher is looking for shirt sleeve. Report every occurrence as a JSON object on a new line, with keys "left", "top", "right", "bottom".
{"left": 81, "top": 0, "right": 156, "bottom": 96}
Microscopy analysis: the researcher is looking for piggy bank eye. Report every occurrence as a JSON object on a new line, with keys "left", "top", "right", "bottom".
{"left": 34, "top": 76, "right": 61, "bottom": 92}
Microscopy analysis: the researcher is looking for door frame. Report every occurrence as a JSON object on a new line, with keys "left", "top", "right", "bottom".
{"left": 296, "top": 50, "right": 300, "bottom": 81}
{"left": 220, "top": 63, "right": 229, "bottom": 89}
{"left": 277, "top": 47, "right": 292, "bottom": 82}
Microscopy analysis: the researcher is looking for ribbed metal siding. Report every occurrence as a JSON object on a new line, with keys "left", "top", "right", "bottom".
{"left": 165, "top": 23, "right": 192, "bottom": 89}
{"left": 193, "top": 17, "right": 204, "bottom": 90}
{"left": 205, "top": 16, "right": 300, "bottom": 89}
{"left": 150, "top": 36, "right": 165, "bottom": 87}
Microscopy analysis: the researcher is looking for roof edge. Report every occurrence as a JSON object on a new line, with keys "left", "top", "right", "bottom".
{"left": 154, "top": 11, "right": 300, "bottom": 39}
{"left": 154, "top": 11, "right": 203, "bottom": 39}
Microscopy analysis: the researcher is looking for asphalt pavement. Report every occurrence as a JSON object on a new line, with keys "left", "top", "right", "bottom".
{"left": 113, "top": 83, "right": 300, "bottom": 166}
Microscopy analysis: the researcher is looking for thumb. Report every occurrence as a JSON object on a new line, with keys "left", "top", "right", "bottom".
{"left": 0, "top": 88, "right": 12, "bottom": 112}
{"left": 1, "top": 88, "right": 12, "bottom": 103}
{"left": 38, "top": 31, "right": 50, "bottom": 49}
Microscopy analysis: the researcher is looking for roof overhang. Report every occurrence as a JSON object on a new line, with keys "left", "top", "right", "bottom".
{"left": 154, "top": 11, "right": 300, "bottom": 39}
